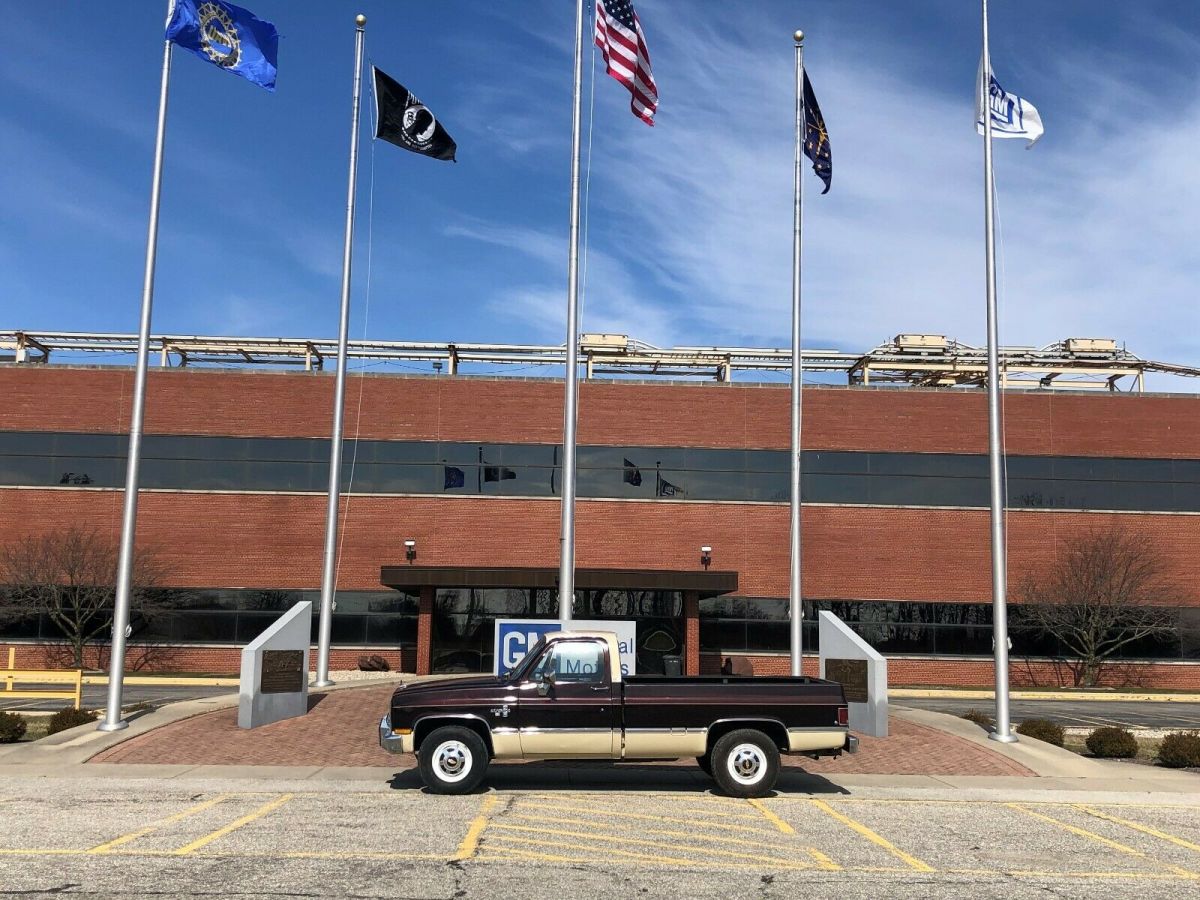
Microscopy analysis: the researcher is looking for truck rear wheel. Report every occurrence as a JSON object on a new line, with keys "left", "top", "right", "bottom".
{"left": 418, "top": 725, "right": 489, "bottom": 794}
{"left": 710, "top": 729, "right": 780, "bottom": 798}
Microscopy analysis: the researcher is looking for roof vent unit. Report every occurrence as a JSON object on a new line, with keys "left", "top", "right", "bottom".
{"left": 894, "top": 334, "right": 947, "bottom": 352}
{"left": 580, "top": 333, "right": 629, "bottom": 353}
{"left": 1064, "top": 337, "right": 1117, "bottom": 355}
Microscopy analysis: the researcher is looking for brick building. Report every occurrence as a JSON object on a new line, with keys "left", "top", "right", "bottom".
{"left": 1, "top": 363, "right": 1198, "bottom": 687}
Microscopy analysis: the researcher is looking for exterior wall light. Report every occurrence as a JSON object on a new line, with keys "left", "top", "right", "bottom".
{"left": 405, "top": 539, "right": 417, "bottom": 564}
{"left": 700, "top": 545, "right": 712, "bottom": 570}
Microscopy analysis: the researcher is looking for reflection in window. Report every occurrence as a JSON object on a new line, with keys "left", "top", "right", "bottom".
{"left": 2, "top": 430, "right": 1199, "bottom": 513}
{"left": 531, "top": 642, "right": 606, "bottom": 683}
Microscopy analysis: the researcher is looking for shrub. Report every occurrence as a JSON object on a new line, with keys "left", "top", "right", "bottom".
{"left": 46, "top": 707, "right": 98, "bottom": 736}
{"left": 1085, "top": 726, "right": 1138, "bottom": 759}
{"left": 961, "top": 709, "right": 994, "bottom": 731}
{"left": 0, "top": 710, "right": 27, "bottom": 743}
{"left": 1157, "top": 731, "right": 1200, "bottom": 769}
{"left": 1016, "top": 718, "right": 1065, "bottom": 747}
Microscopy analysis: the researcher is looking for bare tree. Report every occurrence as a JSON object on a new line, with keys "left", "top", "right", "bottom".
{"left": 1014, "top": 526, "right": 1182, "bottom": 687}
{"left": 0, "top": 527, "right": 178, "bottom": 669}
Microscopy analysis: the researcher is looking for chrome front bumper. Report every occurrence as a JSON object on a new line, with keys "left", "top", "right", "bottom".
{"left": 378, "top": 714, "right": 413, "bottom": 754}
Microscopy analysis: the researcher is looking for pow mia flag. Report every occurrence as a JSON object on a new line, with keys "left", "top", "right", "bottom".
{"left": 373, "top": 67, "right": 457, "bottom": 161}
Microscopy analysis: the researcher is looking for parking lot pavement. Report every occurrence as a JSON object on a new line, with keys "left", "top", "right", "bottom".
{"left": 903, "top": 698, "right": 1200, "bottom": 730}
{"left": 0, "top": 774, "right": 1197, "bottom": 898}
{"left": 0, "top": 683, "right": 232, "bottom": 713}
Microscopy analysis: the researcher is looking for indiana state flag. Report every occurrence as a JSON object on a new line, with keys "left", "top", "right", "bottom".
{"left": 166, "top": 0, "right": 279, "bottom": 91}
{"left": 975, "top": 62, "right": 1043, "bottom": 147}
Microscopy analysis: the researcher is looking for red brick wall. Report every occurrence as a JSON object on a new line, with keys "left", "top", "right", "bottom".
{"left": 4, "top": 366, "right": 1200, "bottom": 687}
{"left": 3, "top": 365, "right": 1199, "bottom": 456}
{"left": 3, "top": 489, "right": 1197, "bottom": 604}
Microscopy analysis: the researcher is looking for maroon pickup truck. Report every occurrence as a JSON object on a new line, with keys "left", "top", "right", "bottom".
{"left": 380, "top": 630, "right": 856, "bottom": 797}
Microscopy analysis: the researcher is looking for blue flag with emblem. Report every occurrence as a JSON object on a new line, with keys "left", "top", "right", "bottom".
{"left": 166, "top": 0, "right": 279, "bottom": 91}
{"left": 802, "top": 73, "right": 831, "bottom": 194}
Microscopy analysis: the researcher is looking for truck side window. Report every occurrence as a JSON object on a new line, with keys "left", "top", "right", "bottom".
{"left": 532, "top": 641, "right": 605, "bottom": 684}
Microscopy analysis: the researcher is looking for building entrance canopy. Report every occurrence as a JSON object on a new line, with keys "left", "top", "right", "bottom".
{"left": 380, "top": 566, "right": 737, "bottom": 676}
{"left": 380, "top": 566, "right": 737, "bottom": 597}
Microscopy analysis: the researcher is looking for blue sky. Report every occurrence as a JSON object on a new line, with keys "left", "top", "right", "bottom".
{"left": 3, "top": 1, "right": 1199, "bottom": 385}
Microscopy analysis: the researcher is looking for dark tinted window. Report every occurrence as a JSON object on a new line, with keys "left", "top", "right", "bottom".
{"left": 2, "top": 430, "right": 1198, "bottom": 512}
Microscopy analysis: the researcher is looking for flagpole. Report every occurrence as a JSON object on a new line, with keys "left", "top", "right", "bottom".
{"left": 558, "top": 0, "right": 587, "bottom": 624}
{"left": 981, "top": 0, "right": 1016, "bottom": 742}
{"left": 99, "top": 11, "right": 175, "bottom": 733}
{"left": 315, "top": 14, "right": 367, "bottom": 687}
{"left": 787, "top": 31, "right": 806, "bottom": 677}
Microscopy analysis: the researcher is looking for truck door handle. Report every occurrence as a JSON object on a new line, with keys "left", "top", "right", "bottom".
{"left": 590, "top": 685, "right": 609, "bottom": 692}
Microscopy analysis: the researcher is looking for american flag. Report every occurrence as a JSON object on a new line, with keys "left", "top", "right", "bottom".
{"left": 594, "top": 0, "right": 658, "bottom": 126}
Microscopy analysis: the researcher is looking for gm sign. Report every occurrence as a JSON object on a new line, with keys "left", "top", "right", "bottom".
{"left": 494, "top": 619, "right": 638, "bottom": 677}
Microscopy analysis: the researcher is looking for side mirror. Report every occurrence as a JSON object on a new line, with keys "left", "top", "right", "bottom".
{"left": 536, "top": 670, "right": 555, "bottom": 696}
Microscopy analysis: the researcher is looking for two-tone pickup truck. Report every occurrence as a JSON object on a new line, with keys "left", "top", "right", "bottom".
{"left": 380, "top": 630, "right": 856, "bottom": 797}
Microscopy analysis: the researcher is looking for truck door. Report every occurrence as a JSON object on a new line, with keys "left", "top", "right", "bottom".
{"left": 515, "top": 638, "right": 618, "bottom": 758}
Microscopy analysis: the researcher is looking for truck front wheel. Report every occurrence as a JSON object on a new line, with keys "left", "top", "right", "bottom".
{"left": 710, "top": 729, "right": 780, "bottom": 798}
{"left": 418, "top": 725, "right": 489, "bottom": 794}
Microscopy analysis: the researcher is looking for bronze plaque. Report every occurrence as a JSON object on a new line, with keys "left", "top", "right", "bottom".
{"left": 825, "top": 658, "right": 869, "bottom": 703}
{"left": 260, "top": 649, "right": 305, "bottom": 694}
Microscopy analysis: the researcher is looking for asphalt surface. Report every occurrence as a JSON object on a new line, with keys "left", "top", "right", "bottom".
{"left": 0, "top": 683, "right": 232, "bottom": 713}
{"left": 0, "top": 772, "right": 1197, "bottom": 898}
{"left": 902, "top": 698, "right": 1200, "bottom": 730}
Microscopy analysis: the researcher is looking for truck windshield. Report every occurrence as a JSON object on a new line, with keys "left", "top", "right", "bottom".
{"left": 505, "top": 635, "right": 548, "bottom": 682}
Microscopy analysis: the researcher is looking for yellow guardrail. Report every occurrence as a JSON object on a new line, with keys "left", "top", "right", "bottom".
{"left": 3, "top": 649, "right": 83, "bottom": 709}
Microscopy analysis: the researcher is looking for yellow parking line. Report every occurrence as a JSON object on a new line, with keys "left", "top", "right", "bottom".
{"left": 170, "top": 794, "right": 293, "bottom": 855}
{"left": 809, "top": 799, "right": 935, "bottom": 873}
{"left": 516, "top": 801, "right": 775, "bottom": 834}
{"left": 806, "top": 847, "right": 843, "bottom": 872}
{"left": 453, "top": 794, "right": 499, "bottom": 861}
{"left": 949, "top": 868, "right": 1193, "bottom": 881}
{"left": 508, "top": 813, "right": 795, "bottom": 852}
{"left": 488, "top": 823, "right": 813, "bottom": 869}
{"left": 88, "top": 795, "right": 230, "bottom": 853}
{"left": 1007, "top": 804, "right": 1198, "bottom": 879}
{"left": 747, "top": 798, "right": 795, "bottom": 835}
{"left": 524, "top": 796, "right": 762, "bottom": 822}
{"left": 486, "top": 836, "right": 814, "bottom": 871}
{"left": 1075, "top": 805, "right": 1200, "bottom": 855}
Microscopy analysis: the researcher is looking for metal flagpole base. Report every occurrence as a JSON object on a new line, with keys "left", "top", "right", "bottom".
{"left": 312, "top": 679, "right": 335, "bottom": 688}
{"left": 97, "top": 720, "right": 129, "bottom": 733}
{"left": 988, "top": 731, "right": 1018, "bottom": 743}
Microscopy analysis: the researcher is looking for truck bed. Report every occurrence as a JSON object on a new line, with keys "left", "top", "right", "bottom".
{"left": 621, "top": 675, "right": 846, "bottom": 731}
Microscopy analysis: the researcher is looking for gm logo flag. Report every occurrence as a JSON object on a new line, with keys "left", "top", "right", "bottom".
{"left": 975, "top": 63, "right": 1043, "bottom": 147}
{"left": 167, "top": 0, "right": 279, "bottom": 91}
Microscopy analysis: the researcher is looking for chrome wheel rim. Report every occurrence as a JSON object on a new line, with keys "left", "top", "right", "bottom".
{"left": 433, "top": 740, "right": 473, "bottom": 783}
{"left": 726, "top": 743, "right": 767, "bottom": 785}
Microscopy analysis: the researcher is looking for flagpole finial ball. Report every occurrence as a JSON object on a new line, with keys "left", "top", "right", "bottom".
{"left": 794, "top": 30, "right": 804, "bottom": 44}
{"left": 355, "top": 14, "right": 366, "bottom": 27}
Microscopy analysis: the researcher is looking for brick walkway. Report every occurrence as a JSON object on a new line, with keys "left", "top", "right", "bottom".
{"left": 89, "top": 685, "right": 1031, "bottom": 776}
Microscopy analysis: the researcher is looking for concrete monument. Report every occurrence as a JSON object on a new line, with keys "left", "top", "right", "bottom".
{"left": 818, "top": 610, "right": 888, "bottom": 737}
{"left": 239, "top": 600, "right": 311, "bottom": 729}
